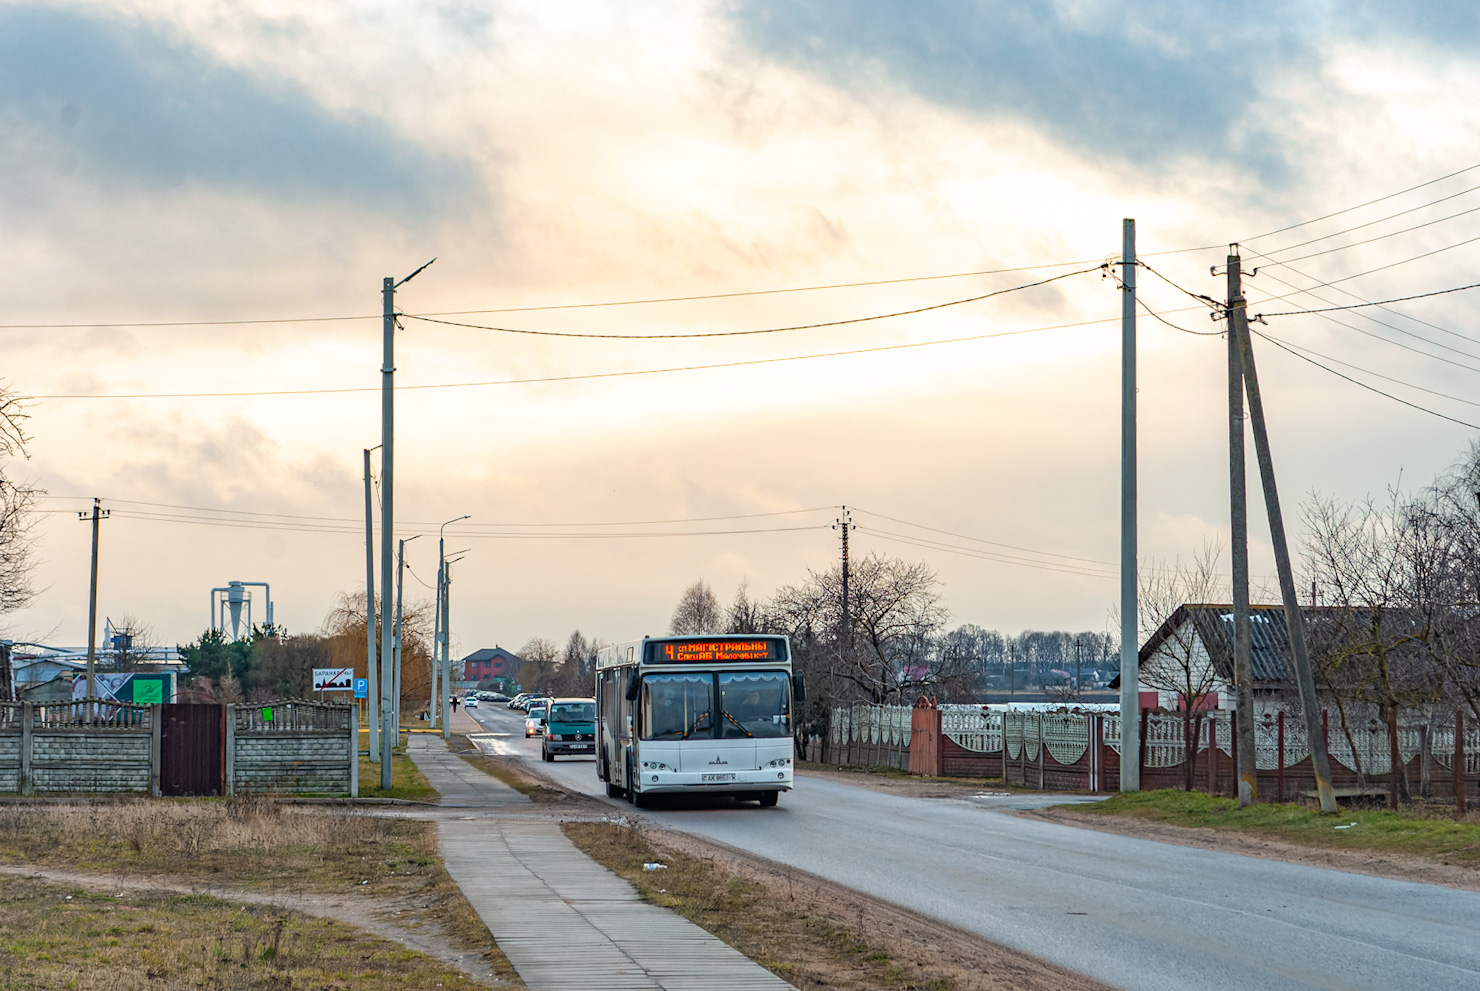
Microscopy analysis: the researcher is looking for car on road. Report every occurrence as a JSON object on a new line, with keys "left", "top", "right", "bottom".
{"left": 541, "top": 698, "right": 596, "bottom": 761}
{"left": 524, "top": 701, "right": 549, "bottom": 737}
{"left": 463, "top": 696, "right": 479, "bottom": 708}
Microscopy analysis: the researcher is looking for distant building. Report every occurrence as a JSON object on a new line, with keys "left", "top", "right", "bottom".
{"left": 461, "top": 646, "right": 522, "bottom": 686}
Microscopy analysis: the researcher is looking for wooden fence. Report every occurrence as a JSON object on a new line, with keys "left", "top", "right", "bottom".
{"left": 809, "top": 699, "right": 1480, "bottom": 804}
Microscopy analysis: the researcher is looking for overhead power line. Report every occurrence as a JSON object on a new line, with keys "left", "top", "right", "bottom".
{"left": 1250, "top": 182, "right": 1480, "bottom": 258}
{"left": 1256, "top": 280, "right": 1480, "bottom": 319}
{"left": 38, "top": 495, "right": 834, "bottom": 531}
{"left": 1251, "top": 329, "right": 1480, "bottom": 431}
{"left": 398, "top": 266, "right": 1104, "bottom": 339}
{"left": 1240, "top": 161, "right": 1480, "bottom": 243}
{"left": 35, "top": 309, "right": 1185, "bottom": 400}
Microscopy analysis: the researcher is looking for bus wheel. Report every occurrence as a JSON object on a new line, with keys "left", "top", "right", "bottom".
{"left": 632, "top": 788, "right": 651, "bottom": 809}
{"left": 758, "top": 791, "right": 779, "bottom": 807}
{"left": 606, "top": 780, "right": 624, "bottom": 799}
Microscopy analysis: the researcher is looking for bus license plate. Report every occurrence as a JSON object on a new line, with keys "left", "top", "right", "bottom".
{"left": 702, "top": 772, "right": 736, "bottom": 783}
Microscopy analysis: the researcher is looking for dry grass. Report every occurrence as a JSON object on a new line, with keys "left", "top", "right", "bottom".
{"left": 562, "top": 822, "right": 970, "bottom": 991}
{"left": 0, "top": 799, "right": 521, "bottom": 987}
{"left": 0, "top": 873, "right": 488, "bottom": 990}
{"left": 0, "top": 796, "right": 427, "bottom": 891}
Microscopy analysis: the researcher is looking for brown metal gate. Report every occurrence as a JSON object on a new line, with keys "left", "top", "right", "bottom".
{"left": 159, "top": 703, "right": 225, "bottom": 796}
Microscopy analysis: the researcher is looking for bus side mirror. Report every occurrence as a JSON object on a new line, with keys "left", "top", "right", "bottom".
{"left": 625, "top": 671, "right": 640, "bottom": 702}
{"left": 792, "top": 675, "right": 806, "bottom": 703}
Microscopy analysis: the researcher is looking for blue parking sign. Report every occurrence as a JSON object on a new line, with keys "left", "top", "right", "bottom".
{"left": 353, "top": 678, "right": 368, "bottom": 699}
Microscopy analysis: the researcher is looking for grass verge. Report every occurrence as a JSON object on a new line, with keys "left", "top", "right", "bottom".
{"left": 449, "top": 734, "right": 567, "bottom": 802}
{"left": 565, "top": 820, "right": 960, "bottom": 991}
{"left": 357, "top": 729, "right": 439, "bottom": 802}
{"left": 0, "top": 873, "right": 488, "bottom": 991}
{"left": 0, "top": 799, "right": 519, "bottom": 986}
{"left": 1080, "top": 789, "right": 1480, "bottom": 863}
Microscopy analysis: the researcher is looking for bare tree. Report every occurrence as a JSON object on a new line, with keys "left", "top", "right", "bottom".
{"left": 724, "top": 579, "right": 770, "bottom": 634}
{"left": 771, "top": 553, "right": 946, "bottom": 706}
{"left": 1137, "top": 541, "right": 1227, "bottom": 790}
{"left": 108, "top": 613, "right": 157, "bottom": 672}
{"left": 0, "top": 384, "right": 37, "bottom": 619}
{"left": 518, "top": 637, "right": 561, "bottom": 691}
{"left": 1302, "top": 489, "right": 1443, "bottom": 799}
{"left": 670, "top": 580, "right": 722, "bottom": 635}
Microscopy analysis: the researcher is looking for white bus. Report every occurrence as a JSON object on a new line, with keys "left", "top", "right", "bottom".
{"left": 595, "top": 634, "right": 801, "bottom": 807}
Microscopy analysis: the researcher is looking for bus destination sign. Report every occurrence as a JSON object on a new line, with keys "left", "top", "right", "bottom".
{"left": 648, "top": 638, "right": 784, "bottom": 664}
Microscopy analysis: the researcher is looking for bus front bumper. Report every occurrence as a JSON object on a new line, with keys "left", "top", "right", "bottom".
{"left": 634, "top": 766, "right": 793, "bottom": 794}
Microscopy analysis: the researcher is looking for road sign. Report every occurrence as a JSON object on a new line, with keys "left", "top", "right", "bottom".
{"left": 312, "top": 668, "right": 353, "bottom": 692}
{"left": 353, "top": 677, "right": 368, "bottom": 699}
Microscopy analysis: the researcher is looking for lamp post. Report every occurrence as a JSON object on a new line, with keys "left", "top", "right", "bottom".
{"left": 436, "top": 516, "right": 469, "bottom": 731}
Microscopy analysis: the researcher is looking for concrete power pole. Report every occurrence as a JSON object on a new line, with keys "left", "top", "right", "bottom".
{"left": 364, "top": 447, "right": 379, "bottom": 762}
{"left": 1226, "top": 248, "right": 1258, "bottom": 807}
{"left": 1230, "top": 285, "right": 1339, "bottom": 814}
{"left": 1119, "top": 219, "right": 1140, "bottom": 792}
{"left": 79, "top": 498, "right": 109, "bottom": 700}
{"left": 430, "top": 559, "right": 442, "bottom": 730}
{"left": 378, "top": 258, "right": 435, "bottom": 791}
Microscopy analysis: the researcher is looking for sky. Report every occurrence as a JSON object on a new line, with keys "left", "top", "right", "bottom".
{"left": 5, "top": 0, "right": 1480, "bottom": 657}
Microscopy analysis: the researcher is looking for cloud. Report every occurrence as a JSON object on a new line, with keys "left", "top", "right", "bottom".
{"left": 727, "top": 0, "right": 1317, "bottom": 180}
{"left": 0, "top": 4, "right": 478, "bottom": 220}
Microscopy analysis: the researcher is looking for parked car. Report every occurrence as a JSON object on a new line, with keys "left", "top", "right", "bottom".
{"left": 508, "top": 693, "right": 533, "bottom": 709}
{"left": 485, "top": 692, "right": 510, "bottom": 703}
{"left": 518, "top": 693, "right": 548, "bottom": 712}
{"left": 542, "top": 697, "right": 596, "bottom": 761}
{"left": 524, "top": 701, "right": 549, "bottom": 737}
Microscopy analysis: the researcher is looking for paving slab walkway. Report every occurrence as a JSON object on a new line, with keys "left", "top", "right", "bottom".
{"left": 406, "top": 733, "right": 794, "bottom": 991}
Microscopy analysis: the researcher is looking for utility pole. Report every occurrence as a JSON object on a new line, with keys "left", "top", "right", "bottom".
{"left": 430, "top": 559, "right": 442, "bottom": 730}
{"left": 1226, "top": 247, "right": 1258, "bottom": 807}
{"left": 1119, "top": 218, "right": 1140, "bottom": 792}
{"left": 834, "top": 506, "right": 855, "bottom": 683}
{"left": 379, "top": 258, "right": 435, "bottom": 791}
{"left": 1075, "top": 638, "right": 1082, "bottom": 694}
{"left": 436, "top": 516, "right": 469, "bottom": 736}
{"left": 1231, "top": 283, "right": 1339, "bottom": 814}
{"left": 78, "top": 498, "right": 109, "bottom": 700}
{"left": 441, "top": 552, "right": 466, "bottom": 740}
{"left": 364, "top": 447, "right": 380, "bottom": 762}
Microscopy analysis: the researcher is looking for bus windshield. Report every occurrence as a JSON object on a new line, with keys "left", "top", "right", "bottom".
{"left": 641, "top": 673, "right": 713, "bottom": 740}
{"left": 719, "top": 671, "right": 791, "bottom": 738}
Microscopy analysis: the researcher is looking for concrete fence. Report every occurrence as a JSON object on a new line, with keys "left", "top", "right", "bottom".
{"left": 809, "top": 699, "right": 1480, "bottom": 805}
{"left": 0, "top": 700, "right": 356, "bottom": 797}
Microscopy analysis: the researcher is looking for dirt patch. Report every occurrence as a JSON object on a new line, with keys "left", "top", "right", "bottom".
{"left": 567, "top": 819, "right": 1112, "bottom": 991}
{"left": 1021, "top": 804, "right": 1480, "bottom": 892}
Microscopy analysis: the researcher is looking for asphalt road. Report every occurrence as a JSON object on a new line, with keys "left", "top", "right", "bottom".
{"left": 468, "top": 703, "right": 1480, "bottom": 991}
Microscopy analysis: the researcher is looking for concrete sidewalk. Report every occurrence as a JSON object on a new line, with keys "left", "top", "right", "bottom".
{"left": 406, "top": 734, "right": 794, "bottom": 991}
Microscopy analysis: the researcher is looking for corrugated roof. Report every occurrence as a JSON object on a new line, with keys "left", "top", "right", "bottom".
{"left": 1141, "top": 603, "right": 1297, "bottom": 685}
